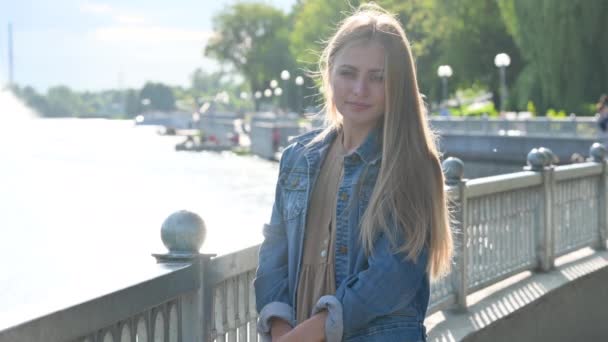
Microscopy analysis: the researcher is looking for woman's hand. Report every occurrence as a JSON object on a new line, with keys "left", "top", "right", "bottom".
{"left": 277, "top": 311, "right": 327, "bottom": 342}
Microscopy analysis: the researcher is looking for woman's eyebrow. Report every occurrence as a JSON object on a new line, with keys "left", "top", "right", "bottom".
{"left": 338, "top": 64, "right": 357, "bottom": 71}
{"left": 338, "top": 65, "right": 384, "bottom": 73}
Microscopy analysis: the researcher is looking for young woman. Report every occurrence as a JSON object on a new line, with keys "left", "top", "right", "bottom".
{"left": 254, "top": 4, "right": 453, "bottom": 342}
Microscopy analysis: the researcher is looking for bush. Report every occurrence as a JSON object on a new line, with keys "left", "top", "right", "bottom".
{"left": 546, "top": 108, "right": 567, "bottom": 118}
{"left": 449, "top": 101, "right": 498, "bottom": 117}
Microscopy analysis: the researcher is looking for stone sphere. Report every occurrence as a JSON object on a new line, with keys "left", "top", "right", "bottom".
{"left": 538, "top": 147, "right": 558, "bottom": 165}
{"left": 161, "top": 210, "right": 206, "bottom": 255}
{"left": 442, "top": 157, "right": 464, "bottom": 185}
{"left": 527, "top": 148, "right": 547, "bottom": 170}
{"left": 590, "top": 143, "right": 607, "bottom": 162}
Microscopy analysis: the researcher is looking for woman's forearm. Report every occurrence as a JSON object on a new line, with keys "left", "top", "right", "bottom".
{"left": 270, "top": 317, "right": 292, "bottom": 341}
{"left": 278, "top": 311, "right": 327, "bottom": 342}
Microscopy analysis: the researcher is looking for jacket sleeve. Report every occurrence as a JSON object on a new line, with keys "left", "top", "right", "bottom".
{"left": 254, "top": 149, "right": 294, "bottom": 340}
{"left": 312, "top": 233, "right": 429, "bottom": 341}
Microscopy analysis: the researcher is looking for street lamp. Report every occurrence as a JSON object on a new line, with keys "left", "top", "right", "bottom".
{"left": 264, "top": 89, "right": 272, "bottom": 97}
{"left": 254, "top": 91, "right": 262, "bottom": 99}
{"left": 295, "top": 76, "right": 304, "bottom": 114}
{"left": 437, "top": 65, "right": 453, "bottom": 109}
{"left": 280, "top": 70, "right": 290, "bottom": 81}
{"left": 270, "top": 79, "right": 278, "bottom": 89}
{"left": 494, "top": 53, "right": 511, "bottom": 113}
{"left": 274, "top": 87, "right": 283, "bottom": 96}
{"left": 280, "top": 70, "right": 290, "bottom": 111}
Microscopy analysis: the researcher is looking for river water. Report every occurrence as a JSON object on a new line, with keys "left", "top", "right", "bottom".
{"left": 0, "top": 91, "right": 280, "bottom": 327}
{"left": 0, "top": 118, "right": 279, "bottom": 260}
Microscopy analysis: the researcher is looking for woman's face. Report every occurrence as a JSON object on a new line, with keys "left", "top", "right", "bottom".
{"left": 330, "top": 39, "right": 386, "bottom": 130}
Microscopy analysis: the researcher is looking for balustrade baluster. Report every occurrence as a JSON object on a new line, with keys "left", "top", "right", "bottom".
{"left": 214, "top": 286, "right": 226, "bottom": 342}
{"left": 226, "top": 278, "right": 237, "bottom": 342}
{"left": 238, "top": 274, "right": 248, "bottom": 342}
{"left": 248, "top": 270, "right": 259, "bottom": 342}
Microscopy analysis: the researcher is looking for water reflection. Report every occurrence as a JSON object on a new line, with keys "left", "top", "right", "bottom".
{"left": 0, "top": 111, "right": 278, "bottom": 321}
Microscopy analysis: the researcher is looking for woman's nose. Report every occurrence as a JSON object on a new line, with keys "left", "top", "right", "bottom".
{"left": 352, "top": 77, "right": 368, "bottom": 96}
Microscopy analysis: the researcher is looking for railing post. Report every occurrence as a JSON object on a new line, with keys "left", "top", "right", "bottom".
{"left": 481, "top": 114, "right": 489, "bottom": 135}
{"left": 443, "top": 157, "right": 468, "bottom": 310}
{"left": 525, "top": 147, "right": 556, "bottom": 271}
{"left": 153, "top": 210, "right": 214, "bottom": 342}
{"left": 568, "top": 113, "right": 578, "bottom": 136}
{"left": 589, "top": 143, "right": 608, "bottom": 249}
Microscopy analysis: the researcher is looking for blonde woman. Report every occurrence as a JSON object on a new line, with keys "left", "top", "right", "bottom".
{"left": 254, "top": 4, "right": 453, "bottom": 342}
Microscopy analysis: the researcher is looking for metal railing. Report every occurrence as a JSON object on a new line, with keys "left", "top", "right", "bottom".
{"left": 429, "top": 116, "right": 600, "bottom": 138}
{"left": 2, "top": 144, "right": 606, "bottom": 342}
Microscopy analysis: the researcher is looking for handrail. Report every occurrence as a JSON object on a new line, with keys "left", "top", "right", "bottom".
{"left": 0, "top": 263, "right": 197, "bottom": 342}
{"left": 428, "top": 116, "right": 600, "bottom": 138}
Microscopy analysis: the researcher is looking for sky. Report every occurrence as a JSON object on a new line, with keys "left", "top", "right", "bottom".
{"left": 0, "top": 0, "right": 296, "bottom": 92}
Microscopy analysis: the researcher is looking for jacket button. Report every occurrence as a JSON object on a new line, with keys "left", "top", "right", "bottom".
{"left": 340, "top": 192, "right": 348, "bottom": 201}
{"left": 339, "top": 246, "right": 348, "bottom": 254}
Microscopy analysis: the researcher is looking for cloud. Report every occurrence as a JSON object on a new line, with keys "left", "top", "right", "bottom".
{"left": 94, "top": 26, "right": 212, "bottom": 44}
{"left": 80, "top": 1, "right": 112, "bottom": 14}
{"left": 80, "top": 1, "right": 145, "bottom": 25}
{"left": 114, "top": 15, "right": 145, "bottom": 25}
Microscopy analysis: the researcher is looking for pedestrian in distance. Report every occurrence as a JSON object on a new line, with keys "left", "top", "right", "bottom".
{"left": 254, "top": 3, "right": 454, "bottom": 342}
{"left": 596, "top": 94, "right": 608, "bottom": 133}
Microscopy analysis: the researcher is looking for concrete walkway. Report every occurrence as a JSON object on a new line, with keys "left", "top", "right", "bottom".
{"left": 426, "top": 248, "right": 608, "bottom": 341}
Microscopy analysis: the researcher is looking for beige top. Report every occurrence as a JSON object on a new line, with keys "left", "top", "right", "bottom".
{"left": 296, "top": 132, "right": 347, "bottom": 323}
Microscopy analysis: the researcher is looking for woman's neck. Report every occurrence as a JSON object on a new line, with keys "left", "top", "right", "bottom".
{"left": 340, "top": 120, "right": 377, "bottom": 154}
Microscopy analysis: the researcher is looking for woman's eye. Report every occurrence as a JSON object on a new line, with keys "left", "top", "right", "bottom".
{"left": 370, "top": 74, "right": 384, "bottom": 82}
{"left": 339, "top": 70, "right": 356, "bottom": 78}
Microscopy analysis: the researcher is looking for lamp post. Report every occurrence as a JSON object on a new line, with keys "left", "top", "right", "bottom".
{"left": 280, "top": 70, "right": 290, "bottom": 111}
{"left": 437, "top": 65, "right": 453, "bottom": 112}
{"left": 494, "top": 53, "right": 511, "bottom": 113}
{"left": 295, "top": 75, "right": 304, "bottom": 114}
{"left": 141, "top": 98, "right": 151, "bottom": 113}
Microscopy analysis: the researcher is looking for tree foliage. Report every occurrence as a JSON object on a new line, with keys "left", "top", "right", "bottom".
{"left": 498, "top": 0, "right": 608, "bottom": 113}
{"left": 204, "top": 3, "right": 295, "bottom": 96}
{"left": 13, "top": 1, "right": 605, "bottom": 117}
{"left": 139, "top": 82, "right": 176, "bottom": 112}
{"left": 46, "top": 86, "right": 86, "bottom": 117}
{"left": 286, "top": 0, "right": 522, "bottom": 107}
{"left": 433, "top": 0, "right": 522, "bottom": 108}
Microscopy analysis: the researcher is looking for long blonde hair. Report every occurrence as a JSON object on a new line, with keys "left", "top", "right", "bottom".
{"left": 315, "top": 3, "right": 452, "bottom": 280}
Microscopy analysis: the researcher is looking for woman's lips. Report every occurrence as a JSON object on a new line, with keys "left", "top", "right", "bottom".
{"left": 346, "top": 101, "right": 372, "bottom": 111}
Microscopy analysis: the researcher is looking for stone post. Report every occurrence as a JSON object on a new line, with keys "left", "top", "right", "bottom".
{"left": 443, "top": 157, "right": 468, "bottom": 310}
{"left": 525, "top": 147, "right": 555, "bottom": 272}
{"left": 589, "top": 143, "right": 608, "bottom": 250}
{"left": 153, "top": 210, "right": 214, "bottom": 342}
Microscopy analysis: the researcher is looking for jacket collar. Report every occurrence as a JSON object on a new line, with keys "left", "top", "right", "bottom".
{"left": 296, "top": 123, "right": 383, "bottom": 166}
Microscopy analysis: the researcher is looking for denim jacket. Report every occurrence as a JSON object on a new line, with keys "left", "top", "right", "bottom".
{"left": 254, "top": 126, "right": 429, "bottom": 342}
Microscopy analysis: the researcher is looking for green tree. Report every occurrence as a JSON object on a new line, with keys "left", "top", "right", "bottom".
{"left": 139, "top": 82, "right": 176, "bottom": 112}
{"left": 190, "top": 68, "right": 225, "bottom": 95}
{"left": 498, "top": 0, "right": 608, "bottom": 114}
{"left": 124, "top": 89, "right": 140, "bottom": 117}
{"left": 431, "top": 0, "right": 522, "bottom": 110}
{"left": 12, "top": 85, "right": 49, "bottom": 116}
{"left": 205, "top": 2, "right": 295, "bottom": 109}
{"left": 46, "top": 86, "right": 85, "bottom": 117}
